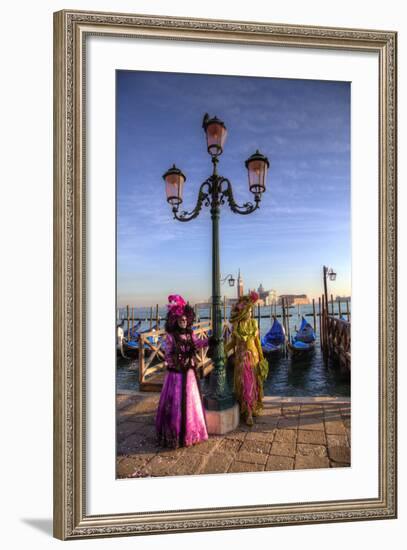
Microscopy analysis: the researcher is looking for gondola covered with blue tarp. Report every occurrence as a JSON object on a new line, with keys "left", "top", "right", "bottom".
{"left": 288, "top": 316, "right": 316, "bottom": 356}
{"left": 261, "top": 317, "right": 286, "bottom": 354}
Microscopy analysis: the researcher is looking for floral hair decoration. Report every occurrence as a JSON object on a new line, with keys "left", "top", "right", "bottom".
{"left": 166, "top": 294, "right": 195, "bottom": 332}
{"left": 229, "top": 291, "right": 259, "bottom": 324}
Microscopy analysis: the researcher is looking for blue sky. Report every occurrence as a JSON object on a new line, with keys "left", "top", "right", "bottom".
{"left": 117, "top": 70, "right": 350, "bottom": 307}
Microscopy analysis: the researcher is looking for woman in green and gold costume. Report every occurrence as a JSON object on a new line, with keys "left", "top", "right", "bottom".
{"left": 226, "top": 291, "right": 269, "bottom": 426}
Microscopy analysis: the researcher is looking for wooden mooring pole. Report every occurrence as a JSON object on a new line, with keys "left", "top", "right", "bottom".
{"left": 312, "top": 298, "right": 316, "bottom": 332}
{"left": 318, "top": 296, "right": 323, "bottom": 349}
{"left": 322, "top": 295, "right": 326, "bottom": 353}
{"left": 284, "top": 299, "right": 291, "bottom": 343}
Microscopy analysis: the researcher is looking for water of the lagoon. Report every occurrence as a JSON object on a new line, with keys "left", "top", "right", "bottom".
{"left": 116, "top": 303, "right": 350, "bottom": 397}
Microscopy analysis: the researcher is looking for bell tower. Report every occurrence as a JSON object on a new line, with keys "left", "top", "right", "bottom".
{"left": 237, "top": 269, "right": 244, "bottom": 299}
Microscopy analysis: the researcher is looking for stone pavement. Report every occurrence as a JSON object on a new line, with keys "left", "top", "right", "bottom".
{"left": 116, "top": 393, "right": 350, "bottom": 478}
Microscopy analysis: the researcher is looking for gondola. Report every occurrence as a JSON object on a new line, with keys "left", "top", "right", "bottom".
{"left": 117, "top": 323, "right": 160, "bottom": 358}
{"left": 287, "top": 316, "right": 316, "bottom": 357}
{"left": 261, "top": 317, "right": 286, "bottom": 355}
{"left": 123, "top": 321, "right": 141, "bottom": 341}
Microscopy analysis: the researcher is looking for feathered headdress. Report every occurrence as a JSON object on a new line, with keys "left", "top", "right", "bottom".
{"left": 165, "top": 294, "right": 195, "bottom": 332}
{"left": 229, "top": 291, "right": 259, "bottom": 324}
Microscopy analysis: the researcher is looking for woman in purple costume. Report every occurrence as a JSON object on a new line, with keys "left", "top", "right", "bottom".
{"left": 155, "top": 295, "right": 209, "bottom": 449}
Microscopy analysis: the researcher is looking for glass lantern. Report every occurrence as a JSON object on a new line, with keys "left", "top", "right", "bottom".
{"left": 245, "top": 150, "right": 270, "bottom": 194}
{"left": 162, "top": 165, "right": 186, "bottom": 206}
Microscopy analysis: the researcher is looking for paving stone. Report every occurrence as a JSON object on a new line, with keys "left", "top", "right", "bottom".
{"left": 250, "top": 420, "right": 279, "bottom": 433}
{"left": 261, "top": 406, "right": 282, "bottom": 416}
{"left": 265, "top": 455, "right": 294, "bottom": 471}
{"left": 184, "top": 437, "right": 222, "bottom": 454}
{"left": 129, "top": 396, "right": 160, "bottom": 414}
{"left": 155, "top": 447, "right": 186, "bottom": 459}
{"left": 217, "top": 438, "right": 242, "bottom": 454}
{"left": 297, "top": 430, "right": 326, "bottom": 445}
{"left": 199, "top": 452, "right": 235, "bottom": 474}
{"left": 235, "top": 423, "right": 256, "bottom": 433}
{"left": 277, "top": 416, "right": 298, "bottom": 429}
{"left": 240, "top": 439, "right": 271, "bottom": 455}
{"left": 228, "top": 461, "right": 265, "bottom": 473}
{"left": 142, "top": 455, "right": 180, "bottom": 476}
{"left": 126, "top": 413, "right": 156, "bottom": 426}
{"left": 168, "top": 454, "right": 205, "bottom": 476}
{"left": 328, "top": 446, "right": 351, "bottom": 464}
{"left": 274, "top": 429, "right": 297, "bottom": 443}
{"left": 282, "top": 405, "right": 301, "bottom": 415}
{"left": 116, "top": 395, "right": 351, "bottom": 477}
{"left": 118, "top": 411, "right": 154, "bottom": 425}
{"left": 270, "top": 441, "right": 296, "bottom": 458}
{"left": 297, "top": 443, "right": 327, "bottom": 457}
{"left": 118, "top": 430, "right": 160, "bottom": 454}
{"left": 224, "top": 430, "right": 247, "bottom": 442}
{"left": 294, "top": 455, "right": 330, "bottom": 469}
{"left": 299, "top": 414, "right": 325, "bottom": 431}
{"left": 116, "top": 455, "right": 155, "bottom": 477}
{"left": 324, "top": 420, "right": 347, "bottom": 435}
{"left": 255, "top": 415, "right": 279, "bottom": 428}
{"left": 327, "top": 434, "right": 348, "bottom": 447}
{"left": 301, "top": 404, "right": 324, "bottom": 413}
{"left": 245, "top": 431, "right": 275, "bottom": 444}
{"left": 322, "top": 404, "right": 342, "bottom": 415}
{"left": 117, "top": 421, "right": 140, "bottom": 440}
{"left": 236, "top": 450, "right": 268, "bottom": 465}
{"left": 117, "top": 395, "right": 140, "bottom": 411}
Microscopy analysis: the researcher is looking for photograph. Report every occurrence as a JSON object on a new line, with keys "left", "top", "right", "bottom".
{"left": 115, "top": 70, "right": 352, "bottom": 479}
{"left": 52, "top": 8, "right": 396, "bottom": 539}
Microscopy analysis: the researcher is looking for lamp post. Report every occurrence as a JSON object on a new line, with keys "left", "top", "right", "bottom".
{"left": 322, "top": 265, "right": 337, "bottom": 354}
{"left": 323, "top": 265, "right": 337, "bottom": 314}
{"left": 162, "top": 114, "right": 269, "bottom": 431}
{"left": 221, "top": 274, "right": 236, "bottom": 287}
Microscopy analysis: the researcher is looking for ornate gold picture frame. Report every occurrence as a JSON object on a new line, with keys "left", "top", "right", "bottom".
{"left": 53, "top": 9, "right": 397, "bottom": 540}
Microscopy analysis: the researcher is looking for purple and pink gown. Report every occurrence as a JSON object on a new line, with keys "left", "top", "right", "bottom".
{"left": 155, "top": 332, "right": 209, "bottom": 448}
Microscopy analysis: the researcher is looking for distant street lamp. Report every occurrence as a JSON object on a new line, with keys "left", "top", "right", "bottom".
{"left": 221, "top": 274, "right": 236, "bottom": 287}
{"left": 162, "top": 114, "right": 269, "bottom": 430}
{"left": 323, "top": 265, "right": 337, "bottom": 314}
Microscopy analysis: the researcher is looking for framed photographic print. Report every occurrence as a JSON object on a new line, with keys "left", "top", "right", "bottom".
{"left": 53, "top": 9, "right": 397, "bottom": 540}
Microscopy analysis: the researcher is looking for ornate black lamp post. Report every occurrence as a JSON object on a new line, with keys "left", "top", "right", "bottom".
{"left": 163, "top": 114, "right": 269, "bottom": 419}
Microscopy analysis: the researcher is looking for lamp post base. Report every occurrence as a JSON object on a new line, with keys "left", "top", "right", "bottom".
{"left": 204, "top": 403, "right": 239, "bottom": 435}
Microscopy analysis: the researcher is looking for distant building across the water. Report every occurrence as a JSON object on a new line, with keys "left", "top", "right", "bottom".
{"left": 197, "top": 270, "right": 310, "bottom": 310}
{"left": 278, "top": 294, "right": 309, "bottom": 306}
{"left": 244, "top": 283, "right": 277, "bottom": 307}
